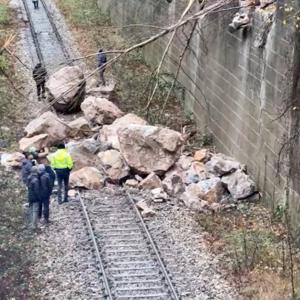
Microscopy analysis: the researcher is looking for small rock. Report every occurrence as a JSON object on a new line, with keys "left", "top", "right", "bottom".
{"left": 162, "top": 167, "right": 185, "bottom": 196}
{"left": 185, "top": 161, "right": 211, "bottom": 184}
{"left": 193, "top": 149, "right": 211, "bottom": 163}
{"left": 136, "top": 200, "right": 156, "bottom": 217}
{"left": 138, "top": 172, "right": 163, "bottom": 190}
{"left": 221, "top": 170, "right": 256, "bottom": 199}
{"left": 68, "top": 189, "right": 77, "bottom": 198}
{"left": 205, "top": 153, "right": 241, "bottom": 176}
{"left": 135, "top": 174, "right": 143, "bottom": 182}
{"left": 125, "top": 179, "right": 139, "bottom": 187}
{"left": 151, "top": 187, "right": 169, "bottom": 202}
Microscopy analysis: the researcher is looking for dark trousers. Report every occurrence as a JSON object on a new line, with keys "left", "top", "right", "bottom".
{"left": 38, "top": 197, "right": 50, "bottom": 221}
{"left": 33, "top": 0, "right": 39, "bottom": 9}
{"left": 55, "top": 169, "right": 70, "bottom": 203}
{"left": 99, "top": 68, "right": 106, "bottom": 86}
{"left": 36, "top": 81, "right": 45, "bottom": 99}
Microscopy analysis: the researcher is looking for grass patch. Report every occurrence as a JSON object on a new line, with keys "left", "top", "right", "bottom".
{"left": 57, "top": 0, "right": 110, "bottom": 27}
{"left": 196, "top": 203, "right": 300, "bottom": 299}
{"left": 0, "top": 1, "right": 36, "bottom": 298}
{"left": 0, "top": 2, "right": 10, "bottom": 25}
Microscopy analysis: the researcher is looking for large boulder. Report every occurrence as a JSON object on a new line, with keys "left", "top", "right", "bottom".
{"left": 46, "top": 66, "right": 86, "bottom": 113}
{"left": 81, "top": 96, "right": 123, "bottom": 125}
{"left": 66, "top": 139, "right": 102, "bottom": 171}
{"left": 205, "top": 153, "right": 241, "bottom": 176}
{"left": 24, "top": 111, "right": 68, "bottom": 145}
{"left": 99, "top": 113, "right": 147, "bottom": 150}
{"left": 221, "top": 170, "right": 256, "bottom": 199}
{"left": 19, "top": 134, "right": 48, "bottom": 152}
{"left": 118, "top": 124, "right": 184, "bottom": 174}
{"left": 69, "top": 167, "right": 104, "bottom": 190}
{"left": 67, "top": 117, "right": 91, "bottom": 138}
{"left": 183, "top": 177, "right": 224, "bottom": 204}
{"left": 97, "top": 149, "right": 129, "bottom": 181}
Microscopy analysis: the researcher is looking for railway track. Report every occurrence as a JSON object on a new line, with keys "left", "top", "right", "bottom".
{"left": 77, "top": 189, "right": 181, "bottom": 300}
{"left": 21, "top": 0, "right": 71, "bottom": 66}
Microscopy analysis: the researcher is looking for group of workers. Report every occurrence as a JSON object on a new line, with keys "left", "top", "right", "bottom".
{"left": 22, "top": 143, "right": 73, "bottom": 229}
{"left": 32, "top": 49, "right": 107, "bottom": 100}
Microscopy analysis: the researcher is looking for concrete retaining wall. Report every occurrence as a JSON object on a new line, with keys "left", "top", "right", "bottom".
{"left": 98, "top": 0, "right": 300, "bottom": 225}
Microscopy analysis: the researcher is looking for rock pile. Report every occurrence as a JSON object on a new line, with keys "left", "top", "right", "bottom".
{"left": 10, "top": 66, "right": 259, "bottom": 214}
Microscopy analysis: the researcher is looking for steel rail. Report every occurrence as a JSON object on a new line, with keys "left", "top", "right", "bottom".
{"left": 21, "top": 0, "right": 44, "bottom": 63}
{"left": 77, "top": 192, "right": 113, "bottom": 300}
{"left": 125, "top": 190, "right": 181, "bottom": 300}
{"left": 39, "top": 0, "right": 73, "bottom": 64}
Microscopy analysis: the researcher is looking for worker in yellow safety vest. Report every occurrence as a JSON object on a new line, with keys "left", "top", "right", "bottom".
{"left": 48, "top": 143, "right": 73, "bottom": 204}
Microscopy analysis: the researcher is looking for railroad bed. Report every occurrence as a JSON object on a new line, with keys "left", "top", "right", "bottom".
{"left": 77, "top": 189, "right": 180, "bottom": 300}
{"left": 21, "top": 0, "right": 71, "bottom": 71}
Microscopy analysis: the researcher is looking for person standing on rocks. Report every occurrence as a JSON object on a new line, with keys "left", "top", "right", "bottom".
{"left": 48, "top": 143, "right": 73, "bottom": 204}
{"left": 97, "top": 48, "right": 107, "bottom": 86}
{"left": 32, "top": 0, "right": 39, "bottom": 9}
{"left": 33, "top": 63, "right": 47, "bottom": 101}
{"left": 38, "top": 164, "right": 52, "bottom": 224}
{"left": 27, "top": 166, "right": 41, "bottom": 230}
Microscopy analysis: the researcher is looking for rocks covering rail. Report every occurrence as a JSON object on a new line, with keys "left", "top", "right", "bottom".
{"left": 2, "top": 65, "right": 259, "bottom": 215}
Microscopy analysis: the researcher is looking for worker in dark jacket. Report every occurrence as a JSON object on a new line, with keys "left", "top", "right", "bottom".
{"left": 48, "top": 143, "right": 73, "bottom": 204}
{"left": 27, "top": 166, "right": 41, "bottom": 229}
{"left": 97, "top": 48, "right": 107, "bottom": 86}
{"left": 32, "top": 63, "right": 47, "bottom": 101}
{"left": 37, "top": 164, "right": 52, "bottom": 224}
{"left": 21, "top": 152, "right": 34, "bottom": 186}
{"left": 45, "top": 164, "right": 56, "bottom": 193}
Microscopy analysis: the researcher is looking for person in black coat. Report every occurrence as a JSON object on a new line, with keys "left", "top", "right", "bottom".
{"left": 27, "top": 166, "right": 41, "bottom": 229}
{"left": 38, "top": 164, "right": 52, "bottom": 224}
{"left": 32, "top": 63, "right": 47, "bottom": 101}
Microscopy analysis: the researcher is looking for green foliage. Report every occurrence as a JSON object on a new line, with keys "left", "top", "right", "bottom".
{"left": 0, "top": 168, "right": 33, "bottom": 299}
{"left": 224, "top": 229, "right": 279, "bottom": 272}
{"left": 0, "top": 55, "right": 9, "bottom": 71}
{"left": 58, "top": 0, "right": 110, "bottom": 27}
{"left": 0, "top": 3, "right": 9, "bottom": 25}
